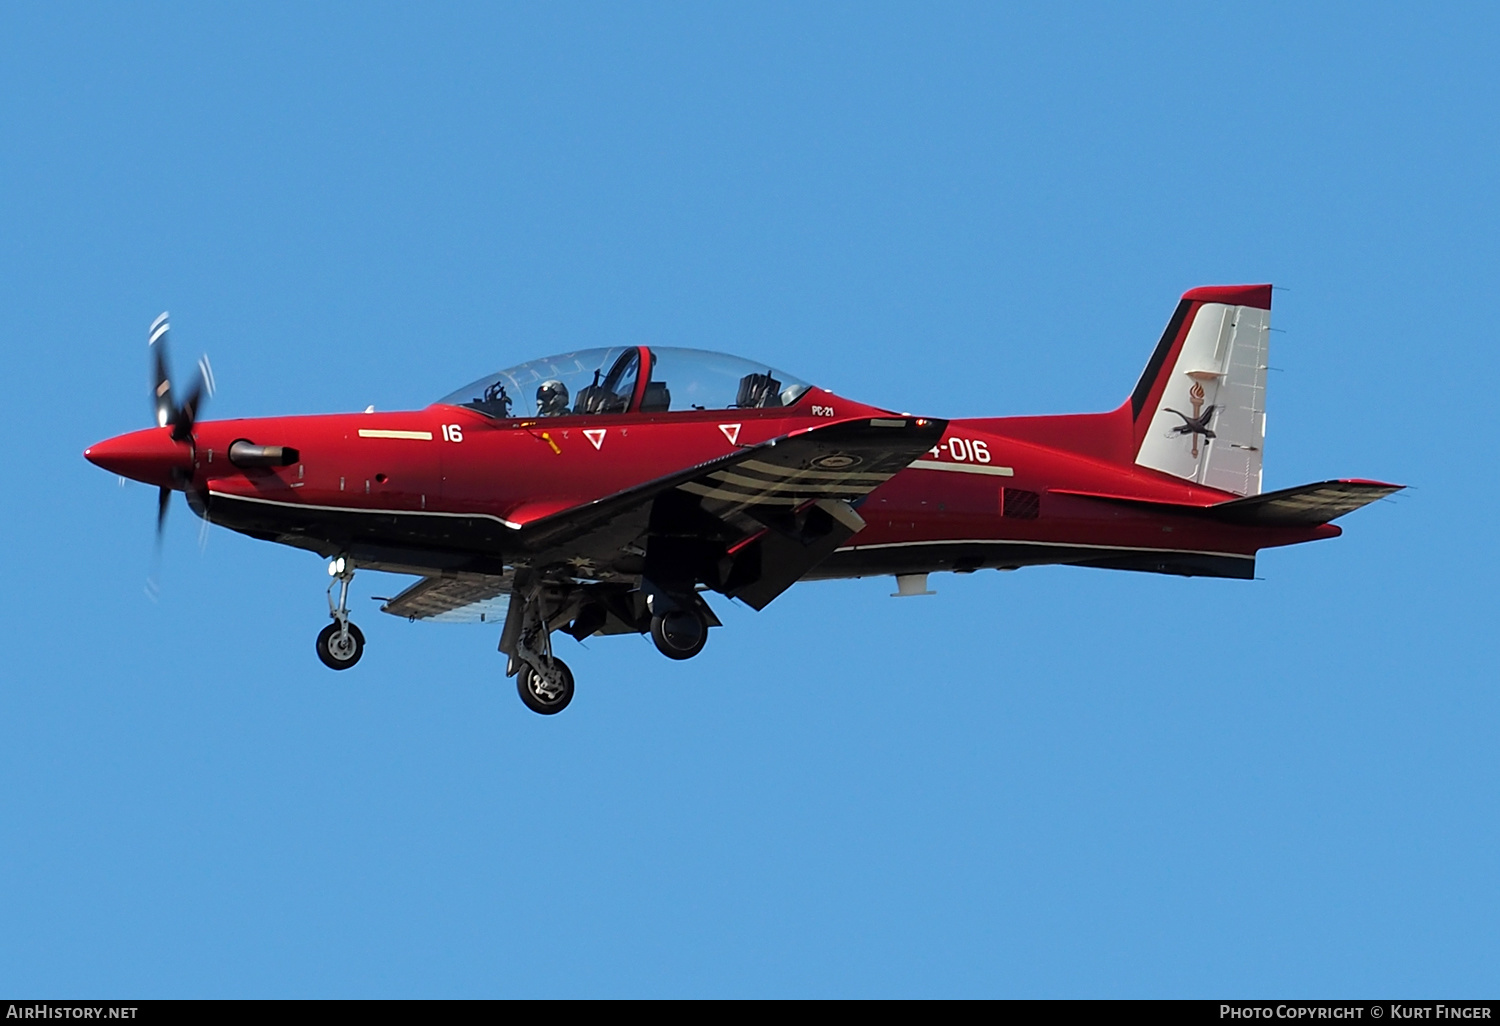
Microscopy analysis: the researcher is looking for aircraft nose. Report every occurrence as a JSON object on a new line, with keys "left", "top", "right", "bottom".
{"left": 84, "top": 426, "right": 194, "bottom": 487}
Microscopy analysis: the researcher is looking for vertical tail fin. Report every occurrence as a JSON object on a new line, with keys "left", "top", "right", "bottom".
{"left": 1131, "top": 285, "right": 1271, "bottom": 496}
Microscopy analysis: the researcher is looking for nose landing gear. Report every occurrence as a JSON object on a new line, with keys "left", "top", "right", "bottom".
{"left": 317, "top": 620, "right": 365, "bottom": 669}
{"left": 316, "top": 556, "right": 365, "bottom": 670}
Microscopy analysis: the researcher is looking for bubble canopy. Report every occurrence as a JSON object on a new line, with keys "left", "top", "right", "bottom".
{"left": 437, "top": 346, "right": 812, "bottom": 419}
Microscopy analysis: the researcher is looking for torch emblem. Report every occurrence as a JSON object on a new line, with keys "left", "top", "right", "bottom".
{"left": 1164, "top": 382, "right": 1217, "bottom": 458}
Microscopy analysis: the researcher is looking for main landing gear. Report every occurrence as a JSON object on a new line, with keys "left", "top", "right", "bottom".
{"left": 504, "top": 583, "right": 576, "bottom": 715}
{"left": 316, "top": 556, "right": 365, "bottom": 670}
{"left": 517, "top": 659, "right": 574, "bottom": 715}
{"left": 490, "top": 577, "right": 722, "bottom": 716}
{"left": 650, "top": 609, "right": 709, "bottom": 660}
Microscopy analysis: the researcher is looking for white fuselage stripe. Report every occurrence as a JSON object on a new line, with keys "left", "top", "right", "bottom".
{"left": 358, "top": 429, "right": 433, "bottom": 440}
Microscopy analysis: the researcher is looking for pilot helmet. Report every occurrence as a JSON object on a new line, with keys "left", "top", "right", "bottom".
{"left": 536, "top": 379, "right": 570, "bottom": 415}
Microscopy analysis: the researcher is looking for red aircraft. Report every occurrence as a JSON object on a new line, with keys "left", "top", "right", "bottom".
{"left": 85, "top": 284, "right": 1400, "bottom": 714}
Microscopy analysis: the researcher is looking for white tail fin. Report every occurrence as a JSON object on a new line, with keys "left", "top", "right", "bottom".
{"left": 1133, "top": 286, "right": 1270, "bottom": 496}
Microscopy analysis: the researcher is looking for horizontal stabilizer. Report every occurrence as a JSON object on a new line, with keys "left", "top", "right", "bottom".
{"left": 1053, "top": 478, "right": 1402, "bottom": 527}
{"left": 1204, "top": 479, "right": 1404, "bottom": 527}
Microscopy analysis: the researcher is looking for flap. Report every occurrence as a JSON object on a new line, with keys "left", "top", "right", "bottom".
{"left": 725, "top": 498, "right": 868, "bottom": 610}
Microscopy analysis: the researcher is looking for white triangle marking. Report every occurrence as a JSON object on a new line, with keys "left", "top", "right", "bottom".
{"left": 718, "top": 423, "right": 741, "bottom": 445}
{"left": 583, "top": 428, "right": 607, "bottom": 450}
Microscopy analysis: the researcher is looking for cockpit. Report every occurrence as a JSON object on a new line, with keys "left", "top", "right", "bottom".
{"left": 438, "top": 346, "right": 813, "bottom": 419}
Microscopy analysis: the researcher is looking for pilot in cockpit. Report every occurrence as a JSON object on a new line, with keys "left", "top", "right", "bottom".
{"left": 536, "top": 379, "right": 570, "bottom": 416}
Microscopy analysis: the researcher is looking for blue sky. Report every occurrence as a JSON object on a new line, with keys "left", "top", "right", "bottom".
{"left": 1, "top": 3, "right": 1495, "bottom": 997}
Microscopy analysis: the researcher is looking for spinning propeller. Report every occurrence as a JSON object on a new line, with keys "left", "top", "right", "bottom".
{"left": 146, "top": 311, "right": 215, "bottom": 538}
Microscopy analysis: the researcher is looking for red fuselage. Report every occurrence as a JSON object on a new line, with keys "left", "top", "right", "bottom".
{"left": 84, "top": 288, "right": 1399, "bottom": 712}
{"left": 85, "top": 383, "right": 1335, "bottom": 584}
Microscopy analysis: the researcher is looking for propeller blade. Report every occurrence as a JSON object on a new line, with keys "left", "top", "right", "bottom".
{"left": 156, "top": 484, "right": 171, "bottom": 538}
{"left": 198, "top": 353, "right": 216, "bottom": 399}
{"left": 144, "top": 311, "right": 216, "bottom": 571}
{"left": 169, "top": 354, "right": 215, "bottom": 443}
{"left": 173, "top": 378, "right": 203, "bottom": 442}
{"left": 149, "top": 312, "right": 173, "bottom": 429}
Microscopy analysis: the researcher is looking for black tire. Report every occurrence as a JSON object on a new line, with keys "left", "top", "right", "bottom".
{"left": 650, "top": 610, "right": 708, "bottom": 661}
{"left": 517, "top": 659, "right": 574, "bottom": 715}
{"left": 316, "top": 620, "right": 365, "bottom": 670}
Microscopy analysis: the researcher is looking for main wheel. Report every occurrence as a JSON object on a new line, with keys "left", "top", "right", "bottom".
{"left": 517, "top": 658, "right": 575, "bottom": 715}
{"left": 316, "top": 620, "right": 365, "bottom": 670}
{"left": 650, "top": 610, "right": 708, "bottom": 660}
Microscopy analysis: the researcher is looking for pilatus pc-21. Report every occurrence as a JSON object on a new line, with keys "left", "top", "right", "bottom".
{"left": 86, "top": 285, "right": 1400, "bottom": 714}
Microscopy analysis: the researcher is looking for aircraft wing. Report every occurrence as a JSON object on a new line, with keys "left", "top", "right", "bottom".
{"left": 515, "top": 415, "right": 947, "bottom": 608}
{"left": 380, "top": 571, "right": 513, "bottom": 623}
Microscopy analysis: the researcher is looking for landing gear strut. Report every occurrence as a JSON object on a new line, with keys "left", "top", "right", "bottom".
{"left": 317, "top": 555, "right": 364, "bottom": 670}
{"left": 504, "top": 583, "right": 575, "bottom": 714}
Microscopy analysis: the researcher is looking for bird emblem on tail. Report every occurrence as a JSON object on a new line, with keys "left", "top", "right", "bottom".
{"left": 1164, "top": 382, "right": 1215, "bottom": 457}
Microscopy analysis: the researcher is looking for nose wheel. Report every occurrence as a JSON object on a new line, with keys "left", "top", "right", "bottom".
{"left": 317, "top": 555, "right": 364, "bottom": 670}
{"left": 317, "top": 620, "right": 365, "bottom": 669}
